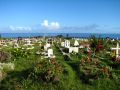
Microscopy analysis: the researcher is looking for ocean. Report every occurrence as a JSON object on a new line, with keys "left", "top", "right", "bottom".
{"left": 1, "top": 33, "right": 120, "bottom": 39}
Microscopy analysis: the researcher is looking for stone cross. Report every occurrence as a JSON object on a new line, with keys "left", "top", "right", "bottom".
{"left": 111, "top": 42, "right": 120, "bottom": 58}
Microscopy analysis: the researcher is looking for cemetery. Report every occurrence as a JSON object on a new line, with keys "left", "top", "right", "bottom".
{"left": 0, "top": 35, "right": 120, "bottom": 90}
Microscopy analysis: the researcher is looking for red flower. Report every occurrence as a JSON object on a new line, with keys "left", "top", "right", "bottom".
{"left": 96, "top": 44, "right": 103, "bottom": 51}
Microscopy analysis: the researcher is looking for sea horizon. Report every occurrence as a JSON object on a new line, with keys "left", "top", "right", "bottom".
{"left": 1, "top": 33, "right": 120, "bottom": 39}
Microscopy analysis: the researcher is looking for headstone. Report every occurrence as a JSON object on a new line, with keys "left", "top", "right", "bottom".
{"left": 38, "top": 41, "right": 42, "bottom": 46}
{"left": 47, "top": 38, "right": 53, "bottom": 44}
{"left": 0, "top": 40, "right": 6, "bottom": 45}
{"left": 61, "top": 42, "right": 65, "bottom": 47}
{"left": 44, "top": 43, "right": 51, "bottom": 51}
{"left": 48, "top": 48, "right": 53, "bottom": 57}
{"left": 13, "top": 43, "right": 19, "bottom": 48}
{"left": 24, "top": 39, "right": 32, "bottom": 46}
{"left": 26, "top": 46, "right": 34, "bottom": 50}
{"left": 79, "top": 45, "right": 84, "bottom": 49}
{"left": 74, "top": 40, "right": 79, "bottom": 46}
{"left": 111, "top": 42, "right": 120, "bottom": 58}
{"left": 64, "top": 40, "right": 70, "bottom": 48}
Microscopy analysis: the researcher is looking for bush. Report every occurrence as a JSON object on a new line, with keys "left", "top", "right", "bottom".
{"left": 30, "top": 58, "right": 64, "bottom": 83}
{"left": 0, "top": 51, "right": 11, "bottom": 63}
{"left": 62, "top": 48, "right": 69, "bottom": 53}
{"left": 10, "top": 48, "right": 32, "bottom": 59}
{"left": 64, "top": 55, "right": 71, "bottom": 61}
{"left": 79, "top": 58, "right": 113, "bottom": 83}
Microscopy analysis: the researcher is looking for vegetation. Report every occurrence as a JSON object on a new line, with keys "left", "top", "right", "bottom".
{"left": 0, "top": 36, "right": 120, "bottom": 90}
{"left": 0, "top": 51, "right": 11, "bottom": 63}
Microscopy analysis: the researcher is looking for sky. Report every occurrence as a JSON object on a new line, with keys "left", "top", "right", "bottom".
{"left": 0, "top": 0, "right": 120, "bottom": 33}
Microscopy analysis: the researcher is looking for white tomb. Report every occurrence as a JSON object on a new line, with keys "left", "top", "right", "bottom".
{"left": 38, "top": 41, "right": 42, "bottom": 46}
{"left": 48, "top": 48, "right": 53, "bottom": 57}
{"left": 74, "top": 40, "right": 79, "bottom": 46}
{"left": 61, "top": 42, "right": 65, "bottom": 47}
{"left": 44, "top": 43, "right": 51, "bottom": 51}
{"left": 13, "top": 43, "right": 19, "bottom": 48}
{"left": 64, "top": 40, "right": 70, "bottom": 48}
{"left": 0, "top": 40, "right": 6, "bottom": 45}
{"left": 79, "top": 45, "right": 84, "bottom": 49}
{"left": 111, "top": 42, "right": 120, "bottom": 58}
{"left": 24, "top": 39, "right": 33, "bottom": 46}
{"left": 69, "top": 47, "right": 79, "bottom": 53}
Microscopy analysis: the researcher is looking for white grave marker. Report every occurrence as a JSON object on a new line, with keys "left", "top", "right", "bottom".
{"left": 111, "top": 42, "right": 120, "bottom": 58}
{"left": 74, "top": 40, "right": 79, "bottom": 46}
{"left": 64, "top": 40, "right": 70, "bottom": 48}
{"left": 48, "top": 49, "right": 53, "bottom": 57}
{"left": 44, "top": 43, "right": 51, "bottom": 51}
{"left": 69, "top": 47, "right": 79, "bottom": 53}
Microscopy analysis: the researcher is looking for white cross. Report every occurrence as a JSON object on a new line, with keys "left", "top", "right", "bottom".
{"left": 111, "top": 42, "right": 120, "bottom": 58}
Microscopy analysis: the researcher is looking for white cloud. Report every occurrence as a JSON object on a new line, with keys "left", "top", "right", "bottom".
{"left": 41, "top": 20, "right": 60, "bottom": 29}
{"left": 41, "top": 20, "right": 49, "bottom": 27}
{"left": 9, "top": 25, "right": 31, "bottom": 31}
{"left": 9, "top": 25, "right": 15, "bottom": 31}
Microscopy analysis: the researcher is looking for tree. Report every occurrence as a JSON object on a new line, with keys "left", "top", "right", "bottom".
{"left": 89, "top": 35, "right": 108, "bottom": 52}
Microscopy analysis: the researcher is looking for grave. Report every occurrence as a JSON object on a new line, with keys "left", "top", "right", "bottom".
{"left": 69, "top": 47, "right": 79, "bottom": 53}
{"left": 24, "top": 39, "right": 33, "bottom": 46}
{"left": 111, "top": 42, "right": 120, "bottom": 58}
{"left": 74, "top": 40, "right": 79, "bottom": 46}
{"left": 61, "top": 42, "right": 65, "bottom": 47}
{"left": 44, "top": 43, "right": 51, "bottom": 51}
{"left": 64, "top": 40, "right": 70, "bottom": 48}
{"left": 48, "top": 48, "right": 53, "bottom": 58}
{"left": 13, "top": 43, "right": 19, "bottom": 48}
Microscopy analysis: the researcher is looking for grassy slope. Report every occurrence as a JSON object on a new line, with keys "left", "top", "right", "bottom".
{"left": 0, "top": 44, "right": 120, "bottom": 90}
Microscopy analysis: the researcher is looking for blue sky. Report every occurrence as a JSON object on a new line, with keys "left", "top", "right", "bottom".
{"left": 0, "top": 0, "right": 120, "bottom": 33}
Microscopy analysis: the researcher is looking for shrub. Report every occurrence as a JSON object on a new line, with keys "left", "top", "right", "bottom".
{"left": 10, "top": 48, "right": 32, "bottom": 59}
{"left": 30, "top": 58, "right": 64, "bottom": 83}
{"left": 62, "top": 48, "right": 69, "bottom": 53}
{"left": 0, "top": 62, "right": 15, "bottom": 71}
{"left": 64, "top": 55, "right": 71, "bottom": 61}
{"left": 79, "top": 58, "right": 113, "bottom": 83}
{"left": 0, "top": 51, "right": 11, "bottom": 63}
